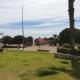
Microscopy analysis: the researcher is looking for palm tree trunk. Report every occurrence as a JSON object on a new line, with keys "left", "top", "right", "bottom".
{"left": 68, "top": 0, "right": 75, "bottom": 49}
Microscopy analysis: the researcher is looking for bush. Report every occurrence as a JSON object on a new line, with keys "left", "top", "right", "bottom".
{"left": 57, "top": 48, "right": 80, "bottom": 56}
{"left": 59, "top": 28, "right": 80, "bottom": 44}
{"left": 57, "top": 48, "right": 70, "bottom": 54}
{"left": 0, "top": 48, "right": 4, "bottom": 52}
{"left": 54, "top": 53, "right": 73, "bottom": 60}
{"left": 78, "top": 45, "right": 80, "bottom": 49}
{"left": 63, "top": 44, "right": 71, "bottom": 49}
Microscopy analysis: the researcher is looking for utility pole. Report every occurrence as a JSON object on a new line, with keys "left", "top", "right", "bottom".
{"left": 68, "top": 0, "right": 75, "bottom": 49}
{"left": 22, "top": 4, "right": 25, "bottom": 50}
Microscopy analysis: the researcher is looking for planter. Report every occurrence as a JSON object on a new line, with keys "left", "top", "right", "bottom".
{"left": 0, "top": 48, "right": 4, "bottom": 53}
{"left": 57, "top": 48, "right": 80, "bottom": 56}
{"left": 37, "top": 49, "right": 49, "bottom": 52}
{"left": 54, "top": 53, "right": 80, "bottom": 60}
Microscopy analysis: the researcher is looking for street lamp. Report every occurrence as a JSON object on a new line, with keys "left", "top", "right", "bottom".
{"left": 0, "top": 32, "right": 4, "bottom": 47}
{"left": 22, "top": 4, "right": 25, "bottom": 50}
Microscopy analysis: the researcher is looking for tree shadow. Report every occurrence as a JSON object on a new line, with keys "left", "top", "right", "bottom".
{"left": 48, "top": 66, "right": 72, "bottom": 73}
{"left": 36, "top": 66, "right": 72, "bottom": 77}
{"left": 47, "top": 60, "right": 80, "bottom": 79}
{"left": 36, "top": 67, "right": 58, "bottom": 77}
{"left": 60, "top": 61, "right": 69, "bottom": 64}
{"left": 70, "top": 59, "right": 80, "bottom": 79}
{"left": 36, "top": 59, "right": 80, "bottom": 79}
{"left": 59, "top": 59, "right": 80, "bottom": 79}
{"left": 58, "top": 59, "right": 80, "bottom": 79}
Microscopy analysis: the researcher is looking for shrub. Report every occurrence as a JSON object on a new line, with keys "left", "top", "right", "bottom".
{"left": 54, "top": 53, "right": 72, "bottom": 60}
{"left": 78, "top": 45, "right": 80, "bottom": 49}
{"left": 57, "top": 48, "right": 80, "bottom": 56}
{"left": 63, "top": 44, "right": 71, "bottom": 49}
{"left": 57, "top": 48, "right": 71, "bottom": 54}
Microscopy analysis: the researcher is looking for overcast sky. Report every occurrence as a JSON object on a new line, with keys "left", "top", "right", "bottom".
{"left": 0, "top": 0, "right": 80, "bottom": 38}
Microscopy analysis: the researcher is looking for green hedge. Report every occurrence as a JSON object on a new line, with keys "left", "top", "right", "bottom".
{"left": 63, "top": 44, "right": 71, "bottom": 49}
{"left": 78, "top": 46, "right": 80, "bottom": 49}
{"left": 57, "top": 48, "right": 80, "bottom": 56}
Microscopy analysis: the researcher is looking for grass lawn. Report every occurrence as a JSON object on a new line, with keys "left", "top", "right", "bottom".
{"left": 0, "top": 50, "right": 80, "bottom": 80}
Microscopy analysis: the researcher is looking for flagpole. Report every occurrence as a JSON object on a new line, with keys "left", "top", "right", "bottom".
{"left": 22, "top": 4, "right": 25, "bottom": 50}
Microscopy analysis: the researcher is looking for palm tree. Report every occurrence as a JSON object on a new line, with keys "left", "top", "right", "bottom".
{"left": 68, "top": 0, "right": 75, "bottom": 49}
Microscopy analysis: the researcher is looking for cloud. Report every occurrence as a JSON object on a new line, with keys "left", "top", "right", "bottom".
{"left": 0, "top": 0, "right": 68, "bottom": 24}
{"left": 0, "top": 17, "right": 80, "bottom": 38}
{"left": 0, "top": 17, "right": 69, "bottom": 29}
{"left": 0, "top": 0, "right": 80, "bottom": 38}
{"left": 0, "top": 28, "right": 62, "bottom": 38}
{"left": 0, "top": 18, "right": 69, "bottom": 38}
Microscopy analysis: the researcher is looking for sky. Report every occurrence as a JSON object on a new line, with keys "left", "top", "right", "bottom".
{"left": 0, "top": 0, "right": 80, "bottom": 38}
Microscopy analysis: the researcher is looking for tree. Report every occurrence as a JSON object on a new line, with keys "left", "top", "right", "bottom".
{"left": 59, "top": 28, "right": 80, "bottom": 44}
{"left": 34, "top": 38, "right": 46, "bottom": 46}
{"left": 13, "top": 35, "right": 25, "bottom": 47}
{"left": 44, "top": 38, "right": 48, "bottom": 44}
{"left": 59, "top": 28, "right": 70, "bottom": 44}
{"left": 26, "top": 36, "right": 33, "bottom": 46}
{"left": 48, "top": 37, "right": 54, "bottom": 46}
{"left": 53, "top": 34, "right": 57, "bottom": 39}
{"left": 68, "top": 0, "right": 75, "bottom": 49}
{"left": 53, "top": 34, "right": 59, "bottom": 46}
{"left": 2, "top": 36, "right": 12, "bottom": 47}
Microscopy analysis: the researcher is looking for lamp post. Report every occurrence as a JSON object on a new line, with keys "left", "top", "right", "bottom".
{"left": 68, "top": 0, "right": 75, "bottom": 49}
{"left": 0, "top": 32, "right": 4, "bottom": 48}
{"left": 22, "top": 4, "right": 25, "bottom": 50}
